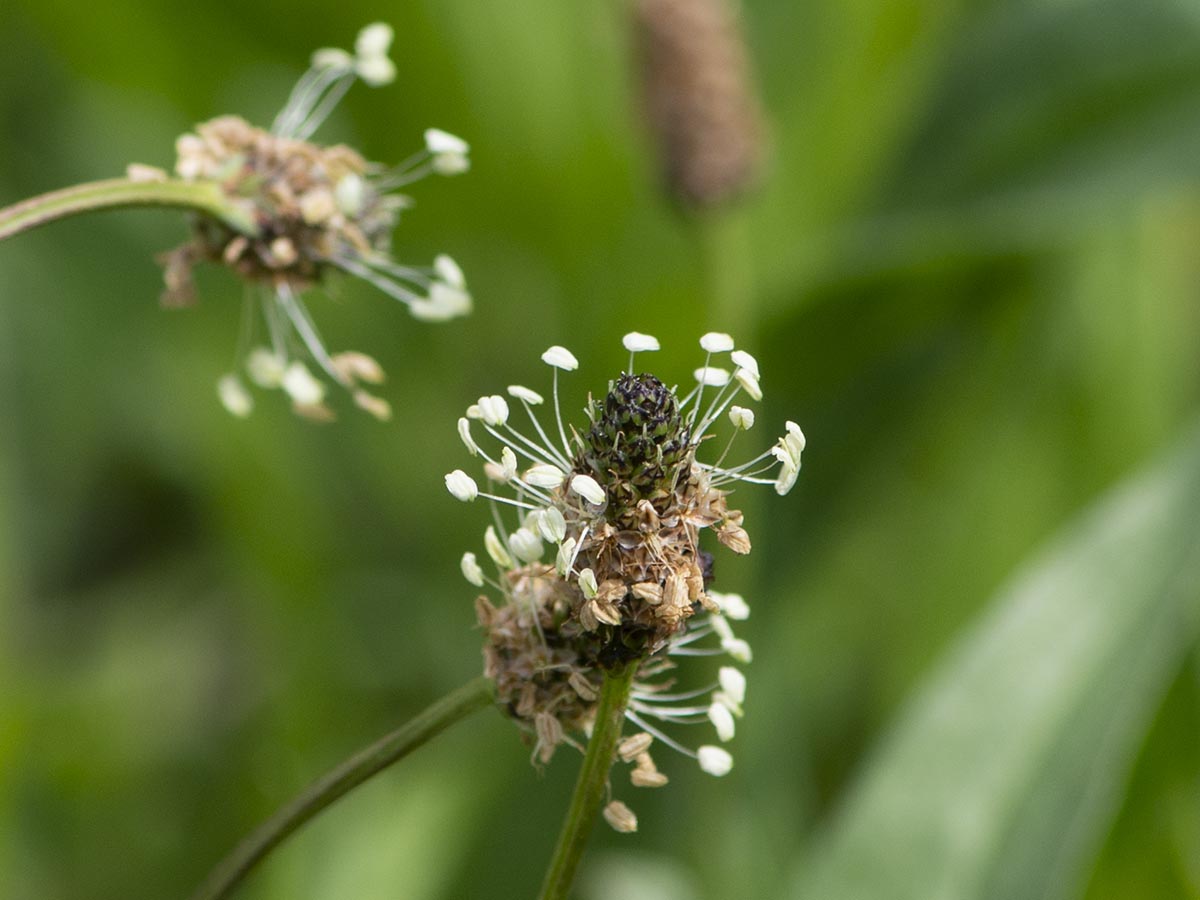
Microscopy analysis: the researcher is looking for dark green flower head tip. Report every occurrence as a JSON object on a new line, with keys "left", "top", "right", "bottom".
{"left": 580, "top": 373, "right": 692, "bottom": 506}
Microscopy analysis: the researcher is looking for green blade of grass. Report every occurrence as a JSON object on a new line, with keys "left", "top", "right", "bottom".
{"left": 793, "top": 420, "right": 1200, "bottom": 900}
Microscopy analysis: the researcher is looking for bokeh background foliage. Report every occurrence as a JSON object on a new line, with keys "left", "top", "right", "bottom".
{"left": 1, "top": 0, "right": 1199, "bottom": 898}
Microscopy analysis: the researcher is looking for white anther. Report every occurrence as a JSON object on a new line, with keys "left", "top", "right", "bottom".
{"left": 700, "top": 333, "right": 735, "bottom": 353}
{"left": 460, "top": 552, "right": 484, "bottom": 587}
{"left": 729, "top": 406, "right": 755, "bottom": 430}
{"left": 458, "top": 417, "right": 479, "bottom": 455}
{"left": 708, "top": 702, "right": 736, "bottom": 742}
{"left": 507, "top": 385, "right": 544, "bottom": 405}
{"left": 509, "top": 527, "right": 544, "bottom": 563}
{"left": 445, "top": 470, "right": 478, "bottom": 502}
{"left": 694, "top": 366, "right": 731, "bottom": 387}
{"left": 730, "top": 350, "right": 760, "bottom": 379}
{"left": 477, "top": 395, "right": 509, "bottom": 426}
{"left": 541, "top": 346, "right": 579, "bottom": 371}
{"left": 217, "top": 376, "right": 253, "bottom": 418}
{"left": 484, "top": 525, "right": 513, "bottom": 568}
{"left": 536, "top": 507, "right": 567, "bottom": 543}
{"left": 622, "top": 332, "right": 660, "bottom": 352}
{"left": 570, "top": 474, "right": 606, "bottom": 506}
{"left": 524, "top": 463, "right": 565, "bottom": 489}
{"left": 698, "top": 746, "right": 734, "bottom": 776}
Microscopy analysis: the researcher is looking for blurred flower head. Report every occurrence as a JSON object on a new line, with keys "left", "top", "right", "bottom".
{"left": 158, "top": 23, "right": 472, "bottom": 421}
{"left": 447, "top": 333, "right": 803, "bottom": 827}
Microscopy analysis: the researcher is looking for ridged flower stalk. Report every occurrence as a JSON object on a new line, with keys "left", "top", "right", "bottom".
{"left": 537, "top": 663, "right": 638, "bottom": 900}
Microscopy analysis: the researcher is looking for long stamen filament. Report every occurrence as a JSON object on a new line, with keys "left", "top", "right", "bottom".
{"left": 624, "top": 711, "right": 697, "bottom": 758}
{"left": 551, "top": 369, "right": 573, "bottom": 461}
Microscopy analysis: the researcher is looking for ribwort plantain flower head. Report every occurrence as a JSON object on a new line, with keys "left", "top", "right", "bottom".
{"left": 447, "top": 333, "right": 803, "bottom": 828}
{"left": 158, "top": 23, "right": 472, "bottom": 421}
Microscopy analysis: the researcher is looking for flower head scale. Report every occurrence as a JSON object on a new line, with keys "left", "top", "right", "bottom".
{"left": 449, "top": 333, "right": 803, "bottom": 827}
{"left": 159, "top": 23, "right": 472, "bottom": 421}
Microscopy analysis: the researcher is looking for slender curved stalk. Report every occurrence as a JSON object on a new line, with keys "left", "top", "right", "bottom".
{"left": 694, "top": 207, "right": 755, "bottom": 335}
{"left": 538, "top": 663, "right": 638, "bottom": 900}
{"left": 0, "top": 177, "right": 259, "bottom": 242}
{"left": 189, "top": 676, "right": 494, "bottom": 900}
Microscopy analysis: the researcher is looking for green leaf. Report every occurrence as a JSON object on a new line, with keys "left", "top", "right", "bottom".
{"left": 792, "top": 422, "right": 1200, "bottom": 900}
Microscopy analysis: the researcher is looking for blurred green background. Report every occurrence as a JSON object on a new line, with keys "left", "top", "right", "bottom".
{"left": 2, "top": 0, "right": 1200, "bottom": 898}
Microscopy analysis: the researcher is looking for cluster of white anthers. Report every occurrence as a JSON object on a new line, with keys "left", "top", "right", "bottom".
{"left": 161, "top": 23, "right": 472, "bottom": 421}
{"left": 446, "top": 333, "right": 803, "bottom": 805}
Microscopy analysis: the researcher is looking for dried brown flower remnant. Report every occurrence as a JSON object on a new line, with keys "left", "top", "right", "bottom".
{"left": 633, "top": 0, "right": 765, "bottom": 208}
{"left": 447, "top": 333, "right": 804, "bottom": 827}
{"left": 158, "top": 23, "right": 472, "bottom": 421}
{"left": 165, "top": 116, "right": 385, "bottom": 294}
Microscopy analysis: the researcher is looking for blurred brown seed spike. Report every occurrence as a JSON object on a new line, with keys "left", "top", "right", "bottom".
{"left": 633, "top": 0, "right": 765, "bottom": 209}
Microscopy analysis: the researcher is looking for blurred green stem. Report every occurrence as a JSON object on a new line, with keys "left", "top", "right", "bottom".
{"left": 188, "top": 676, "right": 494, "bottom": 900}
{"left": 695, "top": 207, "right": 754, "bottom": 334}
{"left": 537, "top": 663, "right": 638, "bottom": 900}
{"left": 0, "top": 177, "right": 258, "bottom": 242}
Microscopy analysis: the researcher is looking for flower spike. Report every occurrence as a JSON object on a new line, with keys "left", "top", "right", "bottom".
{"left": 163, "top": 23, "right": 472, "bottom": 420}
{"left": 449, "top": 335, "right": 804, "bottom": 828}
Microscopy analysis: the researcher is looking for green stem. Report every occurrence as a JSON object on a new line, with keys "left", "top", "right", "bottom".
{"left": 189, "top": 676, "right": 494, "bottom": 900}
{"left": 0, "top": 177, "right": 258, "bottom": 242}
{"left": 538, "top": 663, "right": 638, "bottom": 900}
{"left": 694, "top": 207, "right": 754, "bottom": 335}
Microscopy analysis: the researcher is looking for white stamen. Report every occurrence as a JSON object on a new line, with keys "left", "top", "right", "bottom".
{"left": 707, "top": 702, "right": 736, "bottom": 742}
{"left": 622, "top": 332, "right": 660, "bottom": 353}
{"left": 570, "top": 474, "right": 606, "bottom": 506}
{"left": 578, "top": 568, "right": 599, "bottom": 599}
{"left": 334, "top": 173, "right": 366, "bottom": 217}
{"left": 698, "top": 745, "right": 734, "bottom": 776}
{"left": 723, "top": 638, "right": 753, "bottom": 663}
{"left": 786, "top": 421, "right": 807, "bottom": 457}
{"left": 434, "top": 254, "right": 466, "bottom": 289}
{"left": 536, "top": 507, "right": 567, "bottom": 544}
{"left": 354, "top": 23, "right": 396, "bottom": 86}
{"left": 735, "top": 369, "right": 763, "bottom": 401}
{"left": 729, "top": 406, "right": 755, "bottom": 430}
{"left": 700, "top": 333, "right": 735, "bottom": 353}
{"left": 555, "top": 537, "right": 577, "bottom": 576}
{"left": 710, "top": 591, "right": 750, "bottom": 621}
{"left": 730, "top": 349, "right": 760, "bottom": 379}
{"left": 424, "top": 128, "right": 470, "bottom": 155}
{"left": 507, "top": 385, "right": 544, "bottom": 405}
{"left": 775, "top": 458, "right": 800, "bottom": 496}
{"left": 499, "top": 446, "right": 518, "bottom": 482}
{"left": 282, "top": 362, "right": 326, "bottom": 406}
{"left": 477, "top": 395, "right": 510, "bottom": 427}
{"left": 461, "top": 552, "right": 484, "bottom": 587}
{"left": 425, "top": 129, "right": 470, "bottom": 175}
{"left": 217, "top": 375, "right": 253, "bottom": 418}
{"left": 246, "top": 347, "right": 287, "bottom": 388}
{"left": 312, "top": 48, "right": 354, "bottom": 70}
{"left": 409, "top": 283, "right": 472, "bottom": 321}
{"left": 485, "top": 525, "right": 513, "bottom": 568}
{"left": 355, "top": 23, "right": 394, "bottom": 58}
{"left": 694, "top": 366, "right": 731, "bottom": 387}
{"left": 524, "top": 463, "right": 566, "bottom": 489}
{"left": 718, "top": 667, "right": 746, "bottom": 706}
{"left": 541, "top": 346, "right": 579, "bottom": 371}
{"left": 509, "top": 527, "right": 544, "bottom": 563}
{"left": 458, "top": 417, "right": 480, "bottom": 455}
{"left": 445, "top": 470, "right": 479, "bottom": 502}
